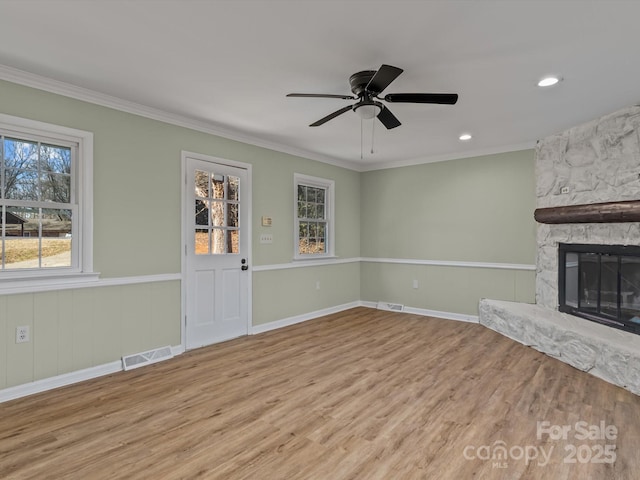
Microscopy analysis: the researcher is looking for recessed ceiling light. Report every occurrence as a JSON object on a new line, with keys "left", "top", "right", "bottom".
{"left": 538, "top": 76, "right": 560, "bottom": 87}
{"left": 459, "top": 133, "right": 472, "bottom": 141}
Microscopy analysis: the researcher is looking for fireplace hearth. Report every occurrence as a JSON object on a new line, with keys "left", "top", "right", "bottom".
{"left": 480, "top": 105, "right": 640, "bottom": 395}
{"left": 559, "top": 243, "right": 640, "bottom": 335}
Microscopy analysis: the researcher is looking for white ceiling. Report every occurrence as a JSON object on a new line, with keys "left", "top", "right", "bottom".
{"left": 0, "top": 1, "right": 639, "bottom": 171}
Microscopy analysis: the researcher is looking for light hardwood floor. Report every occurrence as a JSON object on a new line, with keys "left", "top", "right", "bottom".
{"left": 1, "top": 307, "right": 639, "bottom": 479}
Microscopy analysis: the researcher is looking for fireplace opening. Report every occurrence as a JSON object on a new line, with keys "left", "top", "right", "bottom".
{"left": 559, "top": 243, "right": 640, "bottom": 335}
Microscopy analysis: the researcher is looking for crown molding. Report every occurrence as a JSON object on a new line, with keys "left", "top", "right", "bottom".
{"left": 0, "top": 64, "right": 362, "bottom": 172}
{"left": 360, "top": 141, "right": 537, "bottom": 171}
{"left": 0, "top": 64, "right": 535, "bottom": 173}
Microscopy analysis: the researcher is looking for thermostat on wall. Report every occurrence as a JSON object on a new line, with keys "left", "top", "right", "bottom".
{"left": 262, "top": 216, "right": 273, "bottom": 227}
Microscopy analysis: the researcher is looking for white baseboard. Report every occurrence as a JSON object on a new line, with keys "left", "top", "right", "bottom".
{"left": 0, "top": 344, "right": 184, "bottom": 403}
{"left": 360, "top": 301, "right": 479, "bottom": 323}
{"left": 250, "top": 301, "right": 362, "bottom": 334}
{"left": 404, "top": 306, "right": 479, "bottom": 323}
{"left": 360, "top": 301, "right": 378, "bottom": 309}
{"left": 250, "top": 301, "right": 478, "bottom": 337}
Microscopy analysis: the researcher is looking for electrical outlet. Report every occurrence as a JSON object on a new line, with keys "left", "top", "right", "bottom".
{"left": 560, "top": 186, "right": 570, "bottom": 194}
{"left": 316, "top": 281, "right": 321, "bottom": 290}
{"left": 16, "top": 326, "right": 30, "bottom": 343}
{"left": 413, "top": 279, "right": 419, "bottom": 289}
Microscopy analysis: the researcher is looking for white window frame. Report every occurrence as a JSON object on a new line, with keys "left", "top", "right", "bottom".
{"left": 0, "top": 113, "right": 95, "bottom": 291}
{"left": 294, "top": 173, "right": 335, "bottom": 260}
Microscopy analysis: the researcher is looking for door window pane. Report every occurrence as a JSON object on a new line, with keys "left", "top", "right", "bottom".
{"left": 195, "top": 229, "right": 209, "bottom": 254}
{"left": 212, "top": 174, "right": 225, "bottom": 199}
{"left": 195, "top": 170, "right": 209, "bottom": 198}
{"left": 227, "top": 230, "right": 239, "bottom": 254}
{"left": 212, "top": 228, "right": 225, "bottom": 254}
{"left": 227, "top": 203, "right": 238, "bottom": 227}
{"left": 195, "top": 200, "right": 209, "bottom": 226}
{"left": 211, "top": 201, "right": 224, "bottom": 227}
{"left": 227, "top": 176, "right": 239, "bottom": 201}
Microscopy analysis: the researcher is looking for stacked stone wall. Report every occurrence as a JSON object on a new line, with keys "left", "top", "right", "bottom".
{"left": 535, "top": 106, "right": 640, "bottom": 308}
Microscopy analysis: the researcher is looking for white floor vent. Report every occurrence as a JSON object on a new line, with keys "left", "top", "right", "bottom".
{"left": 376, "top": 301, "right": 405, "bottom": 312}
{"left": 122, "top": 346, "right": 173, "bottom": 371}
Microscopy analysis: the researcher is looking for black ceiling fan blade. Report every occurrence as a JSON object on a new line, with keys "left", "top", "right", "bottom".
{"left": 309, "top": 105, "right": 353, "bottom": 127}
{"left": 377, "top": 105, "right": 401, "bottom": 129}
{"left": 383, "top": 93, "right": 459, "bottom": 104}
{"left": 287, "top": 93, "right": 356, "bottom": 100}
{"left": 365, "top": 64, "right": 403, "bottom": 94}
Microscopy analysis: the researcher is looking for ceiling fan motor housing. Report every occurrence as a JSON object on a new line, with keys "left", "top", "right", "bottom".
{"left": 349, "top": 71, "right": 376, "bottom": 97}
{"left": 287, "top": 64, "right": 457, "bottom": 129}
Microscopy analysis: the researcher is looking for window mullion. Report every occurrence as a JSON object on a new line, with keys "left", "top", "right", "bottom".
{"left": 1, "top": 206, "right": 4, "bottom": 270}
{"left": 37, "top": 207, "right": 42, "bottom": 268}
{"left": 1, "top": 134, "right": 4, "bottom": 200}
{"left": 37, "top": 140, "right": 42, "bottom": 202}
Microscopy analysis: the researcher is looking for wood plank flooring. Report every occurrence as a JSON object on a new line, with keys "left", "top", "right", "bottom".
{"left": 1, "top": 307, "right": 639, "bottom": 479}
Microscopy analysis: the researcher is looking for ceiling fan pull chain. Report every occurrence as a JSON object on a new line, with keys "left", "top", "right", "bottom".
{"left": 360, "top": 117, "right": 364, "bottom": 160}
{"left": 371, "top": 113, "right": 375, "bottom": 155}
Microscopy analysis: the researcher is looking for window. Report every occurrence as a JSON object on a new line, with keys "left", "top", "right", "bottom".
{"left": 0, "top": 114, "right": 93, "bottom": 280}
{"left": 294, "top": 173, "right": 334, "bottom": 259}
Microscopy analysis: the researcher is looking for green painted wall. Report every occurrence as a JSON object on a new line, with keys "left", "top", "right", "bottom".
{"left": 253, "top": 263, "right": 360, "bottom": 326}
{"left": 0, "top": 79, "right": 361, "bottom": 390}
{"left": 360, "top": 150, "right": 536, "bottom": 262}
{"left": 0, "top": 281, "right": 180, "bottom": 389}
{"left": 0, "top": 78, "right": 538, "bottom": 393}
{"left": 360, "top": 150, "right": 536, "bottom": 314}
{"left": 361, "top": 263, "right": 534, "bottom": 316}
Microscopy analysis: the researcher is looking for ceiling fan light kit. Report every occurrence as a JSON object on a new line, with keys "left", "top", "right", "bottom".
{"left": 354, "top": 102, "right": 382, "bottom": 119}
{"left": 287, "top": 64, "right": 458, "bottom": 130}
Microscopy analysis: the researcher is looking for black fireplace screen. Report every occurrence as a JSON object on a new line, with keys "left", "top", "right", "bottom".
{"left": 559, "top": 243, "right": 640, "bottom": 334}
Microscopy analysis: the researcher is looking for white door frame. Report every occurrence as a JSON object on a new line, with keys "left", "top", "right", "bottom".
{"left": 180, "top": 150, "right": 252, "bottom": 350}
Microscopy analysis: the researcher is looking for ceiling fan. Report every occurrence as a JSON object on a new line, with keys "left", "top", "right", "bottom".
{"left": 287, "top": 64, "right": 458, "bottom": 130}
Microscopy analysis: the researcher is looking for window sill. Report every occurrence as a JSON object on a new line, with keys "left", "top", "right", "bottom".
{"left": 0, "top": 271, "right": 101, "bottom": 295}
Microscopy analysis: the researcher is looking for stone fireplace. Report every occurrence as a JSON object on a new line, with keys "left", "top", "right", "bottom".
{"left": 535, "top": 105, "right": 640, "bottom": 310}
{"left": 479, "top": 105, "right": 640, "bottom": 395}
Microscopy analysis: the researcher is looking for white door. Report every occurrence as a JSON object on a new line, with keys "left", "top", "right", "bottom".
{"left": 184, "top": 155, "right": 250, "bottom": 349}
